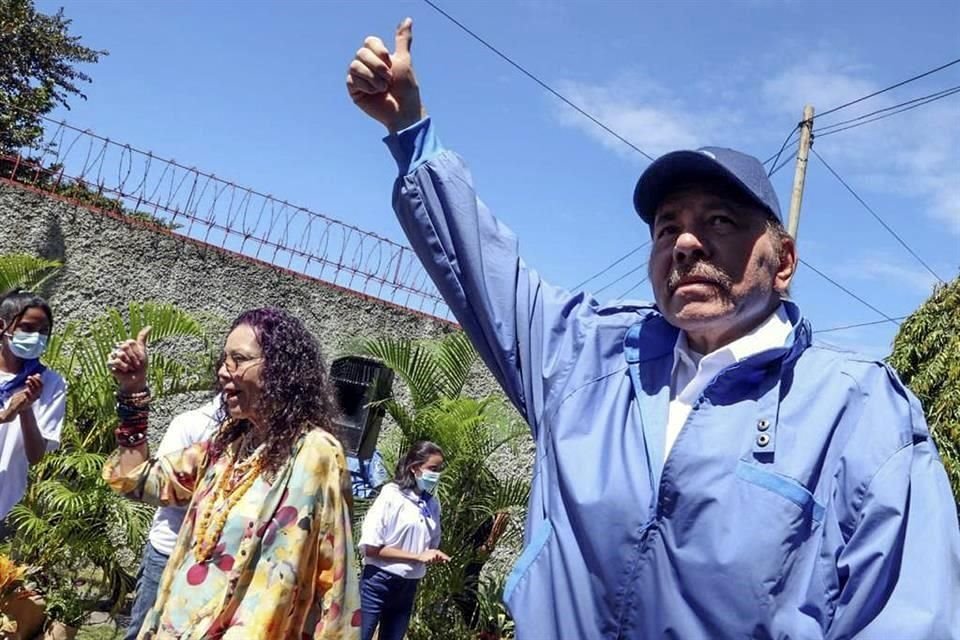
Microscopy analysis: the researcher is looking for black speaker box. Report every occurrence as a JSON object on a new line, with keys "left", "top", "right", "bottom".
{"left": 329, "top": 356, "right": 394, "bottom": 459}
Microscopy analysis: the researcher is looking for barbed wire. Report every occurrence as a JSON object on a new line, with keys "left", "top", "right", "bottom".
{"left": 0, "top": 112, "right": 451, "bottom": 319}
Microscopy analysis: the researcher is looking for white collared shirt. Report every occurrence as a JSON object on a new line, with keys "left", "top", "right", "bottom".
{"left": 665, "top": 304, "right": 793, "bottom": 457}
{"left": 147, "top": 399, "right": 220, "bottom": 554}
{"left": 0, "top": 368, "right": 66, "bottom": 520}
{"left": 359, "top": 482, "right": 441, "bottom": 579}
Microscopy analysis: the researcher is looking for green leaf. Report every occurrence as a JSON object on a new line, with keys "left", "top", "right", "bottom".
{"left": 0, "top": 254, "right": 62, "bottom": 292}
{"left": 888, "top": 274, "right": 960, "bottom": 522}
{"left": 349, "top": 331, "right": 530, "bottom": 638}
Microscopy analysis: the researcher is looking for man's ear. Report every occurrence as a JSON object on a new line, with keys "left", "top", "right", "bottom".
{"left": 774, "top": 232, "right": 797, "bottom": 294}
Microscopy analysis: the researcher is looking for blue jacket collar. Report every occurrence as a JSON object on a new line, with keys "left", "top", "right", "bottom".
{"left": 626, "top": 299, "right": 811, "bottom": 368}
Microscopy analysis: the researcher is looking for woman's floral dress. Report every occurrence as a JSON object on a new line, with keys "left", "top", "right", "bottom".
{"left": 104, "top": 428, "right": 361, "bottom": 639}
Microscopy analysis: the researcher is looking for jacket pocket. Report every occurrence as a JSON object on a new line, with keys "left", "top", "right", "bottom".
{"left": 736, "top": 460, "right": 825, "bottom": 524}
{"left": 732, "top": 459, "right": 826, "bottom": 623}
{"left": 503, "top": 520, "right": 553, "bottom": 605}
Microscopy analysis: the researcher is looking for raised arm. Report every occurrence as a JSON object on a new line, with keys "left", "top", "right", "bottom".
{"left": 348, "top": 19, "right": 601, "bottom": 434}
{"left": 105, "top": 326, "right": 153, "bottom": 474}
{"left": 101, "top": 326, "right": 204, "bottom": 507}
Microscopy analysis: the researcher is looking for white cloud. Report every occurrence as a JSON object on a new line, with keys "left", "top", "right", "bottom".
{"left": 760, "top": 54, "right": 875, "bottom": 117}
{"left": 763, "top": 58, "right": 960, "bottom": 235}
{"left": 551, "top": 51, "right": 960, "bottom": 235}
{"left": 551, "top": 75, "right": 745, "bottom": 160}
{"left": 834, "top": 252, "right": 941, "bottom": 295}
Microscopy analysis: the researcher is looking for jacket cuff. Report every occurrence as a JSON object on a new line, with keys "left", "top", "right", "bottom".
{"left": 383, "top": 116, "right": 441, "bottom": 176}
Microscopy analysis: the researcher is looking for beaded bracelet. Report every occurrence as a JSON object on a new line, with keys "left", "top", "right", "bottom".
{"left": 115, "top": 388, "right": 151, "bottom": 447}
{"left": 117, "top": 388, "right": 151, "bottom": 418}
{"left": 115, "top": 423, "right": 148, "bottom": 448}
{"left": 117, "top": 388, "right": 152, "bottom": 408}
{"left": 117, "top": 403, "right": 149, "bottom": 423}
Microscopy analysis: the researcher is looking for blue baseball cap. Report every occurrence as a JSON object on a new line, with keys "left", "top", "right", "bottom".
{"left": 633, "top": 147, "right": 782, "bottom": 225}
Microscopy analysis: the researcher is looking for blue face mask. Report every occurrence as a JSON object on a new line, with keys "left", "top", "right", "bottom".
{"left": 416, "top": 469, "right": 441, "bottom": 495}
{"left": 6, "top": 330, "right": 49, "bottom": 361}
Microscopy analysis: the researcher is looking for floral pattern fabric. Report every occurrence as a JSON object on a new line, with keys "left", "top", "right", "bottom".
{"left": 104, "top": 428, "right": 361, "bottom": 639}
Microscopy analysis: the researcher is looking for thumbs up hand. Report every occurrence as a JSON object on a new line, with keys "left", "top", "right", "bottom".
{"left": 347, "top": 18, "right": 425, "bottom": 132}
{"left": 108, "top": 326, "right": 152, "bottom": 394}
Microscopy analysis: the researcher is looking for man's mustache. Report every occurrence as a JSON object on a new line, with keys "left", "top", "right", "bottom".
{"left": 667, "top": 262, "right": 733, "bottom": 295}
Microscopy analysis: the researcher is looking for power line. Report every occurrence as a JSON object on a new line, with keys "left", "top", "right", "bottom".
{"left": 765, "top": 79, "right": 960, "bottom": 177}
{"left": 619, "top": 275, "right": 650, "bottom": 299}
{"left": 799, "top": 258, "right": 901, "bottom": 326}
{"left": 817, "top": 56, "right": 960, "bottom": 118}
{"left": 594, "top": 260, "right": 649, "bottom": 296}
{"left": 421, "top": 0, "right": 655, "bottom": 161}
{"left": 816, "top": 84, "right": 960, "bottom": 134}
{"left": 764, "top": 127, "right": 799, "bottom": 165}
{"left": 424, "top": 1, "right": 939, "bottom": 326}
{"left": 769, "top": 147, "right": 798, "bottom": 177}
{"left": 766, "top": 61, "right": 960, "bottom": 176}
{"left": 814, "top": 316, "right": 908, "bottom": 334}
{"left": 811, "top": 148, "right": 945, "bottom": 285}
{"left": 765, "top": 124, "right": 800, "bottom": 175}
{"left": 816, "top": 86, "right": 960, "bottom": 139}
{"left": 573, "top": 240, "right": 650, "bottom": 289}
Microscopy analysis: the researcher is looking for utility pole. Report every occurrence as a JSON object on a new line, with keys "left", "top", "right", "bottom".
{"left": 787, "top": 105, "right": 815, "bottom": 240}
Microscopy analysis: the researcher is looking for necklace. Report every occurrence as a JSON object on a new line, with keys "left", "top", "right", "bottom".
{"left": 192, "top": 435, "right": 265, "bottom": 563}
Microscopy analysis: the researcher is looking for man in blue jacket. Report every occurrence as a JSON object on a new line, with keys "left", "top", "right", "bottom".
{"left": 347, "top": 19, "right": 960, "bottom": 639}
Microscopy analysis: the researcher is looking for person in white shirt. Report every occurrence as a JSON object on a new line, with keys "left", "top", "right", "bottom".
{"left": 359, "top": 440, "right": 449, "bottom": 640}
{"left": 124, "top": 398, "right": 220, "bottom": 640}
{"left": 0, "top": 289, "right": 66, "bottom": 523}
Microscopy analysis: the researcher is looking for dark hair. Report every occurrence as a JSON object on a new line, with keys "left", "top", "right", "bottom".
{"left": 765, "top": 216, "right": 791, "bottom": 258}
{"left": 394, "top": 440, "right": 444, "bottom": 491}
{"left": 209, "top": 307, "right": 340, "bottom": 476}
{"left": 0, "top": 289, "right": 53, "bottom": 334}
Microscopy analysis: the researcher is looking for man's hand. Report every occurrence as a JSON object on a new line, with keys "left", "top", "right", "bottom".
{"left": 418, "top": 549, "right": 450, "bottom": 565}
{"left": 347, "top": 17, "right": 425, "bottom": 132}
{"left": 108, "top": 326, "right": 151, "bottom": 394}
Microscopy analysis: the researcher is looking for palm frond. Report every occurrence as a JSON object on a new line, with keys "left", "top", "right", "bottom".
{"left": 347, "top": 331, "right": 531, "bottom": 639}
{"left": 355, "top": 337, "right": 443, "bottom": 408}
{"left": 4, "top": 288, "right": 215, "bottom": 604}
{"left": 487, "top": 477, "right": 532, "bottom": 512}
{"left": 435, "top": 332, "right": 477, "bottom": 398}
{"left": 0, "top": 254, "right": 62, "bottom": 293}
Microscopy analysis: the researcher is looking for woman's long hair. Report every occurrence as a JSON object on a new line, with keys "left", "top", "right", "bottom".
{"left": 394, "top": 440, "right": 444, "bottom": 491}
{"left": 209, "top": 307, "right": 340, "bottom": 476}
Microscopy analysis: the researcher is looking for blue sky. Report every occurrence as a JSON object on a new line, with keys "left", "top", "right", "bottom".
{"left": 38, "top": 0, "right": 960, "bottom": 357}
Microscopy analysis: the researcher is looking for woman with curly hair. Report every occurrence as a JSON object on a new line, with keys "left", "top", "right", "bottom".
{"left": 103, "top": 308, "right": 360, "bottom": 639}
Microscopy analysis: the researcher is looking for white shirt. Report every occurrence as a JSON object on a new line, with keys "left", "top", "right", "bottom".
{"left": 147, "top": 399, "right": 220, "bottom": 555}
{"left": 359, "top": 482, "right": 441, "bottom": 579}
{"left": 666, "top": 305, "right": 793, "bottom": 457}
{"left": 0, "top": 368, "right": 67, "bottom": 519}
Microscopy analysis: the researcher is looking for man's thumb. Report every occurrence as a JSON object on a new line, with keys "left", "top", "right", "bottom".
{"left": 395, "top": 17, "right": 413, "bottom": 56}
{"left": 136, "top": 325, "right": 152, "bottom": 346}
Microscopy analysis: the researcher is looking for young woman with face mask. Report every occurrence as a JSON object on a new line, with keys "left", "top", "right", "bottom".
{"left": 358, "top": 440, "right": 449, "bottom": 640}
{"left": 0, "top": 289, "right": 66, "bottom": 522}
{"left": 102, "top": 308, "right": 360, "bottom": 639}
